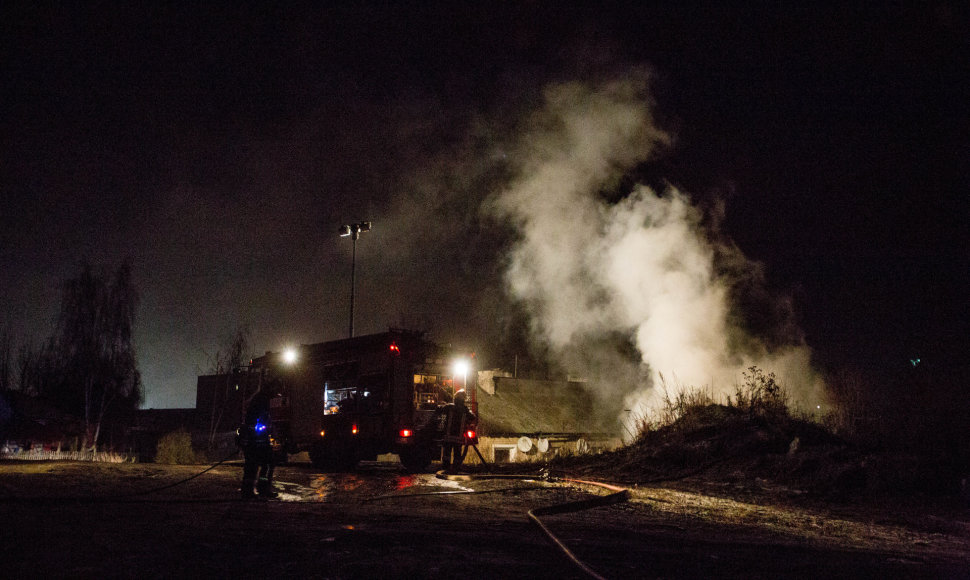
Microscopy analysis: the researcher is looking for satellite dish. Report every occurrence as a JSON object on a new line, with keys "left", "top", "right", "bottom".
{"left": 536, "top": 438, "right": 550, "bottom": 453}
{"left": 516, "top": 436, "right": 533, "bottom": 453}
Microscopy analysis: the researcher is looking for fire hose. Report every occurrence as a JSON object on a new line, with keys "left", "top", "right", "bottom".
{"left": 118, "top": 448, "right": 242, "bottom": 498}
{"left": 527, "top": 478, "right": 629, "bottom": 580}
{"left": 370, "top": 470, "right": 630, "bottom": 580}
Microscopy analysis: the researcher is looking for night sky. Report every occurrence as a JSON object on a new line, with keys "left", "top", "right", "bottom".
{"left": 2, "top": 4, "right": 967, "bottom": 409}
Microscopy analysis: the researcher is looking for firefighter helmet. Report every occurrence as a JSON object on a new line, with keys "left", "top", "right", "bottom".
{"left": 454, "top": 389, "right": 466, "bottom": 405}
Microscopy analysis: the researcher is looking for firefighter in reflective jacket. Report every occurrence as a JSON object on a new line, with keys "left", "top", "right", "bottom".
{"left": 440, "top": 389, "right": 476, "bottom": 472}
{"left": 237, "top": 385, "right": 279, "bottom": 499}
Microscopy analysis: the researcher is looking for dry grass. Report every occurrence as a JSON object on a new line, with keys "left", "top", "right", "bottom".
{"left": 0, "top": 449, "right": 130, "bottom": 462}
{"left": 628, "top": 485, "right": 970, "bottom": 562}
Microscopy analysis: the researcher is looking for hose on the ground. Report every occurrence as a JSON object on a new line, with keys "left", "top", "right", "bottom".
{"left": 364, "top": 484, "right": 550, "bottom": 502}
{"left": 118, "top": 448, "right": 241, "bottom": 498}
{"left": 427, "top": 470, "right": 630, "bottom": 580}
{"left": 528, "top": 479, "right": 630, "bottom": 580}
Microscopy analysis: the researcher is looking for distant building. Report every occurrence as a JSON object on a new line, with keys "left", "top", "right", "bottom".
{"left": 195, "top": 372, "right": 249, "bottom": 434}
{"left": 0, "top": 391, "right": 83, "bottom": 456}
{"left": 470, "top": 373, "right": 621, "bottom": 464}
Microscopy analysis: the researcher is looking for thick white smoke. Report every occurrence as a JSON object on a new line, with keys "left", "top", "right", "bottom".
{"left": 490, "top": 74, "right": 824, "bottom": 434}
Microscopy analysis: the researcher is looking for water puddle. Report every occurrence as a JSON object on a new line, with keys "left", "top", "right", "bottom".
{"left": 273, "top": 462, "right": 470, "bottom": 502}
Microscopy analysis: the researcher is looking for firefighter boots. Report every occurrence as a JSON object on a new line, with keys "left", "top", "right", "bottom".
{"left": 257, "top": 478, "right": 278, "bottom": 499}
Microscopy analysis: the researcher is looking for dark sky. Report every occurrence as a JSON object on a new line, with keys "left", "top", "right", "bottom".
{"left": 2, "top": 3, "right": 968, "bottom": 408}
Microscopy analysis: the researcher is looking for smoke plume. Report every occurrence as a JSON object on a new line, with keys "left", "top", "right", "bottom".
{"left": 489, "top": 74, "right": 824, "bottom": 433}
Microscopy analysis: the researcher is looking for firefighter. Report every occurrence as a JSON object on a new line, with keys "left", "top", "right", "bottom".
{"left": 238, "top": 384, "right": 279, "bottom": 499}
{"left": 440, "top": 389, "right": 476, "bottom": 473}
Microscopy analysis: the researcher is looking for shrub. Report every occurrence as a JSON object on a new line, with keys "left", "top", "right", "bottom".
{"left": 729, "top": 366, "right": 789, "bottom": 418}
{"left": 154, "top": 428, "right": 199, "bottom": 464}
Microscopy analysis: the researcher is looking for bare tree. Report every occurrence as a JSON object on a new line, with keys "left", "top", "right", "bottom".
{"left": 51, "top": 261, "right": 142, "bottom": 450}
{"left": 16, "top": 339, "right": 36, "bottom": 395}
{"left": 0, "top": 330, "right": 11, "bottom": 393}
{"left": 205, "top": 325, "right": 253, "bottom": 448}
{"left": 16, "top": 336, "right": 56, "bottom": 397}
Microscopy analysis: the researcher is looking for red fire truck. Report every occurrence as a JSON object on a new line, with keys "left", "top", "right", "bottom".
{"left": 247, "top": 329, "right": 477, "bottom": 471}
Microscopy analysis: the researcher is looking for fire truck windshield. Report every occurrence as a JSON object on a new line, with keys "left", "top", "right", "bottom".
{"left": 413, "top": 373, "right": 456, "bottom": 410}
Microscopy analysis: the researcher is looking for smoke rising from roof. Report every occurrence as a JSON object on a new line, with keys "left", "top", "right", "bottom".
{"left": 488, "top": 74, "right": 824, "bottom": 432}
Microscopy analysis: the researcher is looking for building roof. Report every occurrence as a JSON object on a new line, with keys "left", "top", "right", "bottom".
{"left": 131, "top": 408, "right": 197, "bottom": 433}
{"left": 476, "top": 378, "right": 614, "bottom": 437}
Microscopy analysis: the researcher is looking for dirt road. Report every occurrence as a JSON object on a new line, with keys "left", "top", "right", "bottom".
{"left": 1, "top": 460, "right": 968, "bottom": 579}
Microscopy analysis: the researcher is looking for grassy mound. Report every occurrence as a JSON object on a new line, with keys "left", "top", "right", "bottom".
{"left": 553, "top": 402, "right": 964, "bottom": 500}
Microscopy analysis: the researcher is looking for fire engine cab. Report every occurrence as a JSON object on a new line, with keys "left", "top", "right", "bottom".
{"left": 247, "top": 329, "right": 477, "bottom": 471}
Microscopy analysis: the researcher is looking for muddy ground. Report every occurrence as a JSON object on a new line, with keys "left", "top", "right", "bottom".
{"left": 1, "top": 460, "right": 968, "bottom": 579}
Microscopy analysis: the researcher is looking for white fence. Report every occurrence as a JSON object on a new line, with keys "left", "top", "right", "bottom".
{"left": 1, "top": 446, "right": 130, "bottom": 463}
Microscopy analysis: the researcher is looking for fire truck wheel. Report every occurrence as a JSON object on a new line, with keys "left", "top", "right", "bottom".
{"left": 399, "top": 447, "right": 432, "bottom": 473}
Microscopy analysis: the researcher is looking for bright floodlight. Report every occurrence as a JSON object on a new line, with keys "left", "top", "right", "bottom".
{"left": 453, "top": 359, "right": 470, "bottom": 378}
{"left": 283, "top": 348, "right": 298, "bottom": 365}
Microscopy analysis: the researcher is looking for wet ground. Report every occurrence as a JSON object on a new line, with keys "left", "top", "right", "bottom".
{"left": 2, "top": 460, "right": 968, "bottom": 579}
{"left": 272, "top": 460, "right": 483, "bottom": 502}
